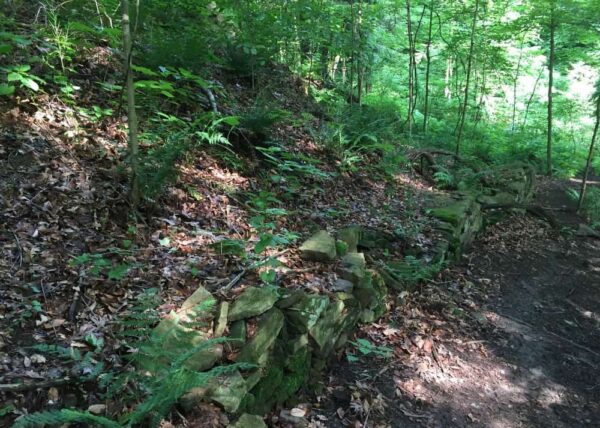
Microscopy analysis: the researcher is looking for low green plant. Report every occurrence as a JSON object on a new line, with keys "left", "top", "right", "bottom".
{"left": 14, "top": 289, "right": 253, "bottom": 428}
{"left": 1, "top": 64, "right": 44, "bottom": 95}
{"left": 347, "top": 338, "right": 393, "bottom": 361}
{"left": 70, "top": 246, "right": 134, "bottom": 281}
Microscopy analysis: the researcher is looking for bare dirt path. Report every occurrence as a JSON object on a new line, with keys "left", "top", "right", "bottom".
{"left": 315, "top": 179, "right": 600, "bottom": 428}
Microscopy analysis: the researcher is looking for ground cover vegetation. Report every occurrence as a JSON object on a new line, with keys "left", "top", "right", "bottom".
{"left": 1, "top": 0, "right": 600, "bottom": 426}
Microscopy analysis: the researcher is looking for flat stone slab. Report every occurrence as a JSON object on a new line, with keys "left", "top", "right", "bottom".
{"left": 299, "top": 230, "right": 337, "bottom": 262}
{"left": 228, "top": 287, "right": 279, "bottom": 322}
{"left": 237, "top": 308, "right": 284, "bottom": 365}
{"left": 229, "top": 413, "right": 267, "bottom": 428}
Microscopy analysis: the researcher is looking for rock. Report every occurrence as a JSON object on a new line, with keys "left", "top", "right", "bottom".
{"left": 299, "top": 230, "right": 337, "bottom": 262}
{"left": 279, "top": 409, "right": 309, "bottom": 427}
{"left": 309, "top": 299, "right": 360, "bottom": 358}
{"left": 576, "top": 224, "right": 600, "bottom": 238}
{"left": 337, "top": 226, "right": 361, "bottom": 253}
{"left": 214, "top": 302, "right": 229, "bottom": 337}
{"left": 331, "top": 278, "right": 353, "bottom": 292}
{"left": 229, "top": 320, "right": 247, "bottom": 348}
{"left": 185, "top": 342, "right": 223, "bottom": 372}
{"left": 341, "top": 252, "right": 366, "bottom": 269}
{"left": 179, "top": 285, "right": 217, "bottom": 317}
{"left": 228, "top": 287, "right": 279, "bottom": 322}
{"left": 181, "top": 370, "right": 247, "bottom": 413}
{"left": 237, "top": 308, "right": 284, "bottom": 365}
{"left": 228, "top": 413, "right": 267, "bottom": 428}
{"left": 276, "top": 290, "right": 305, "bottom": 309}
{"left": 352, "top": 270, "right": 387, "bottom": 320}
{"left": 284, "top": 294, "right": 329, "bottom": 333}
{"left": 337, "top": 253, "right": 366, "bottom": 285}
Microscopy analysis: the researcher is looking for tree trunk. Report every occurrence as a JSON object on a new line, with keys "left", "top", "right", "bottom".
{"left": 522, "top": 67, "right": 543, "bottom": 130}
{"left": 511, "top": 37, "right": 524, "bottom": 132}
{"left": 547, "top": 0, "right": 555, "bottom": 177}
{"left": 405, "top": 0, "right": 414, "bottom": 138}
{"left": 423, "top": 0, "right": 434, "bottom": 132}
{"left": 578, "top": 96, "right": 600, "bottom": 212}
{"left": 121, "top": 0, "right": 139, "bottom": 207}
{"left": 455, "top": 0, "right": 479, "bottom": 156}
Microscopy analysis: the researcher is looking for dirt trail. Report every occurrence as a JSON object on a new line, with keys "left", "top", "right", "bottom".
{"left": 316, "top": 179, "right": 600, "bottom": 428}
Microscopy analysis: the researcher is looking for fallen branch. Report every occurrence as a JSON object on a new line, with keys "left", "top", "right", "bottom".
{"left": 480, "top": 203, "right": 559, "bottom": 229}
{"left": 0, "top": 375, "right": 90, "bottom": 393}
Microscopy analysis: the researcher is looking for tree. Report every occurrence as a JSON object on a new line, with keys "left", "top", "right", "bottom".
{"left": 121, "top": 0, "right": 140, "bottom": 207}
{"left": 546, "top": 0, "right": 556, "bottom": 176}
{"left": 455, "top": 0, "right": 479, "bottom": 156}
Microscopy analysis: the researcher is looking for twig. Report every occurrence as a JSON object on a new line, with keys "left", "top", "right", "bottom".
{"left": 0, "top": 376, "right": 82, "bottom": 392}
{"left": 10, "top": 231, "right": 23, "bottom": 273}
{"left": 219, "top": 269, "right": 247, "bottom": 293}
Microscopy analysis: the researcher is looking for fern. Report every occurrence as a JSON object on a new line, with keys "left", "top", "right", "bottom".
{"left": 12, "top": 409, "right": 121, "bottom": 428}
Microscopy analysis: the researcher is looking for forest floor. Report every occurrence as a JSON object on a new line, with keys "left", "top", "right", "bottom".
{"left": 1, "top": 60, "right": 600, "bottom": 427}
{"left": 316, "top": 179, "right": 600, "bottom": 428}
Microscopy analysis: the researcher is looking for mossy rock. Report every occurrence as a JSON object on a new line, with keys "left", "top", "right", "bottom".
{"left": 309, "top": 298, "right": 360, "bottom": 358}
{"left": 181, "top": 370, "right": 247, "bottom": 413}
{"left": 299, "top": 230, "right": 337, "bottom": 262}
{"left": 337, "top": 226, "right": 361, "bottom": 253}
{"left": 229, "top": 319, "right": 247, "bottom": 348}
{"left": 352, "top": 270, "right": 387, "bottom": 319}
{"left": 244, "top": 364, "right": 284, "bottom": 414}
{"left": 228, "top": 286, "right": 279, "bottom": 322}
{"left": 145, "top": 315, "right": 222, "bottom": 373}
{"left": 429, "top": 201, "right": 470, "bottom": 227}
{"left": 284, "top": 294, "right": 329, "bottom": 334}
{"left": 237, "top": 308, "right": 284, "bottom": 365}
{"left": 228, "top": 413, "right": 267, "bottom": 428}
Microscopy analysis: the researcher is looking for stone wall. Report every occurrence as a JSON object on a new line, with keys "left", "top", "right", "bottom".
{"left": 145, "top": 162, "right": 535, "bottom": 426}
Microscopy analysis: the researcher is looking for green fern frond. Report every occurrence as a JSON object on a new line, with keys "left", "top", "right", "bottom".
{"left": 12, "top": 409, "right": 121, "bottom": 428}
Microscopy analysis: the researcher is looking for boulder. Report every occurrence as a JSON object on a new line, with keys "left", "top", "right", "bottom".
{"left": 228, "top": 287, "right": 279, "bottom": 322}
{"left": 299, "top": 230, "right": 337, "bottom": 262}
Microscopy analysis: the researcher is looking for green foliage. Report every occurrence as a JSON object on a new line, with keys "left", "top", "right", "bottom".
{"left": 347, "top": 338, "right": 393, "bottom": 361}
{"left": 568, "top": 187, "right": 600, "bottom": 228}
{"left": 16, "top": 289, "right": 253, "bottom": 428}
{"left": 70, "top": 247, "right": 133, "bottom": 280}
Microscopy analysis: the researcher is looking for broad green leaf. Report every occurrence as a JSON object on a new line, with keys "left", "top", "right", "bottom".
{"left": 22, "top": 78, "right": 39, "bottom": 91}
{"left": 0, "top": 44, "right": 12, "bottom": 54}
{"left": 0, "top": 84, "right": 15, "bottom": 96}
{"left": 6, "top": 72, "right": 20, "bottom": 82}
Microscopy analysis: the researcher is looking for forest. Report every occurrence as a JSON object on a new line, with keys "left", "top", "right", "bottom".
{"left": 1, "top": 0, "right": 599, "bottom": 427}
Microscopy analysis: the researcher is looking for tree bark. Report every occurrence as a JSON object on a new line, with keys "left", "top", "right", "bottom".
{"left": 547, "top": 0, "right": 555, "bottom": 177}
{"left": 405, "top": 0, "right": 415, "bottom": 138}
{"left": 121, "top": 0, "right": 139, "bottom": 207}
{"left": 423, "top": 0, "right": 434, "bottom": 132}
{"left": 455, "top": 0, "right": 479, "bottom": 156}
{"left": 511, "top": 37, "right": 524, "bottom": 132}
